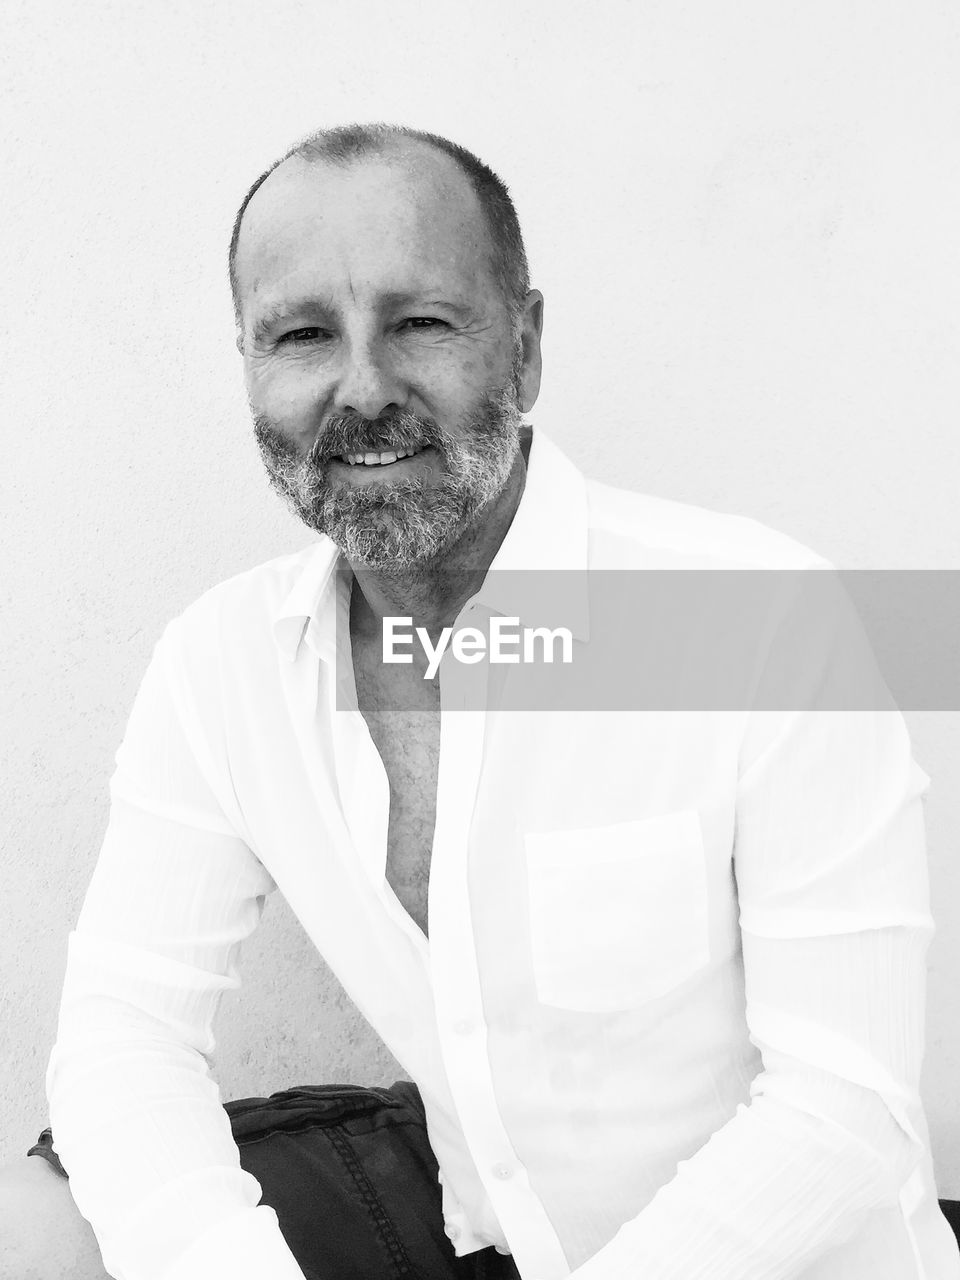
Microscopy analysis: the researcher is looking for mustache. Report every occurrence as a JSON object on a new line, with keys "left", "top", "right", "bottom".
{"left": 308, "top": 411, "right": 446, "bottom": 466}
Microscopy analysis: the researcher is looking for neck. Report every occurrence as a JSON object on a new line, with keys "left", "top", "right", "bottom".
{"left": 350, "top": 425, "right": 531, "bottom": 641}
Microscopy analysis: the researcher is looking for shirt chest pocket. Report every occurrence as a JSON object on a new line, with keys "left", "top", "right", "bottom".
{"left": 524, "top": 810, "right": 710, "bottom": 1012}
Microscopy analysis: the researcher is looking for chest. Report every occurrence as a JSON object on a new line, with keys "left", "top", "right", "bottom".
{"left": 353, "top": 638, "right": 441, "bottom": 937}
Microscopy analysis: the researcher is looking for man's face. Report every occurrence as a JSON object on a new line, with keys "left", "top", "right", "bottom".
{"left": 233, "top": 145, "right": 542, "bottom": 568}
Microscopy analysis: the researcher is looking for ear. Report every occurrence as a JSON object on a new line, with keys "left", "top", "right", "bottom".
{"left": 515, "top": 290, "right": 544, "bottom": 414}
{"left": 235, "top": 327, "right": 245, "bottom": 355}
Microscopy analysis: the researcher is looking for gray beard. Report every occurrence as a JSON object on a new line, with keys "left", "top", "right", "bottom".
{"left": 254, "top": 383, "right": 523, "bottom": 569}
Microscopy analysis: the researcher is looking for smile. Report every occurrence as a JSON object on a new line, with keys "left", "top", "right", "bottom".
{"left": 337, "top": 445, "right": 429, "bottom": 467}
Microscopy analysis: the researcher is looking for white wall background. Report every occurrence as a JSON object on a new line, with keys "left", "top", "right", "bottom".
{"left": 2, "top": 0, "right": 959, "bottom": 1192}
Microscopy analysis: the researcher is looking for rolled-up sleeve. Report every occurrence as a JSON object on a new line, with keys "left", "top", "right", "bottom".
{"left": 45, "top": 620, "right": 307, "bottom": 1280}
{"left": 570, "top": 568, "right": 947, "bottom": 1280}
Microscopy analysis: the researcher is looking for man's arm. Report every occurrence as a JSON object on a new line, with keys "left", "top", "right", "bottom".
{"left": 46, "top": 620, "right": 307, "bottom": 1280}
{"left": 569, "top": 570, "right": 951, "bottom": 1279}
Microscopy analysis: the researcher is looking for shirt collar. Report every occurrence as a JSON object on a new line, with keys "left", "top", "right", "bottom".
{"left": 271, "top": 426, "right": 591, "bottom": 663}
{"left": 468, "top": 427, "right": 590, "bottom": 641}
{"left": 272, "top": 537, "right": 344, "bottom": 663}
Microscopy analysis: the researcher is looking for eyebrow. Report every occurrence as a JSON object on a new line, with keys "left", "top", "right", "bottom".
{"left": 378, "top": 291, "right": 473, "bottom": 317}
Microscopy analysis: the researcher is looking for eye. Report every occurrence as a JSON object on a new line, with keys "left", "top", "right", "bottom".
{"left": 279, "top": 327, "right": 330, "bottom": 345}
{"left": 398, "top": 317, "right": 447, "bottom": 332}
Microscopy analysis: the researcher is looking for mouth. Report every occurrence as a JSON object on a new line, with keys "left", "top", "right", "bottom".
{"left": 331, "top": 444, "right": 433, "bottom": 469}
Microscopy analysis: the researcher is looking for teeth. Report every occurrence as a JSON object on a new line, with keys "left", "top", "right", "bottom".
{"left": 339, "top": 445, "right": 425, "bottom": 466}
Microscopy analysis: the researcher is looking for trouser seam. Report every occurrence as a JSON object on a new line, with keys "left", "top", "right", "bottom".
{"left": 325, "top": 1121, "right": 417, "bottom": 1279}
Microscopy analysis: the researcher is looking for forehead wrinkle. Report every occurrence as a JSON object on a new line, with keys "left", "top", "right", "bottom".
{"left": 244, "top": 238, "right": 487, "bottom": 324}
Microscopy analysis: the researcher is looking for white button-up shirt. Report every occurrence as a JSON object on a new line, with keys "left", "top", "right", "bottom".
{"left": 46, "top": 430, "right": 960, "bottom": 1280}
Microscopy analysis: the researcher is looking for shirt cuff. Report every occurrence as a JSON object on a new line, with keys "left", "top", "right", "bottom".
{"left": 162, "top": 1206, "right": 306, "bottom": 1280}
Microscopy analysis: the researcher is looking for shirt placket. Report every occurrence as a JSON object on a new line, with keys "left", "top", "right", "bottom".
{"left": 429, "top": 607, "right": 570, "bottom": 1280}
{"left": 324, "top": 575, "right": 433, "bottom": 957}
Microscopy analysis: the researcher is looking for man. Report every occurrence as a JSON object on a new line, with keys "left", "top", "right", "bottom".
{"left": 1, "top": 123, "right": 957, "bottom": 1280}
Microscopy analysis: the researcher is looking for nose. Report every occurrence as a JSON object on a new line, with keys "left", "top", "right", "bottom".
{"left": 332, "top": 334, "right": 405, "bottom": 420}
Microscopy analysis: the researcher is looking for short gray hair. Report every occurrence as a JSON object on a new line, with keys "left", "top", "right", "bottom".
{"left": 228, "top": 122, "right": 530, "bottom": 329}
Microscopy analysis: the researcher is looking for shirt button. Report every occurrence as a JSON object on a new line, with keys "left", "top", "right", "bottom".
{"left": 453, "top": 1018, "right": 475, "bottom": 1036}
{"left": 492, "top": 1162, "right": 514, "bottom": 1180}
{"left": 445, "top": 1223, "right": 462, "bottom": 1242}
{"left": 495, "top": 1246, "right": 512, "bottom": 1256}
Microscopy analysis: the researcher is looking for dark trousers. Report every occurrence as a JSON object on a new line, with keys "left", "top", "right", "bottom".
{"left": 29, "top": 1081, "right": 522, "bottom": 1280}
